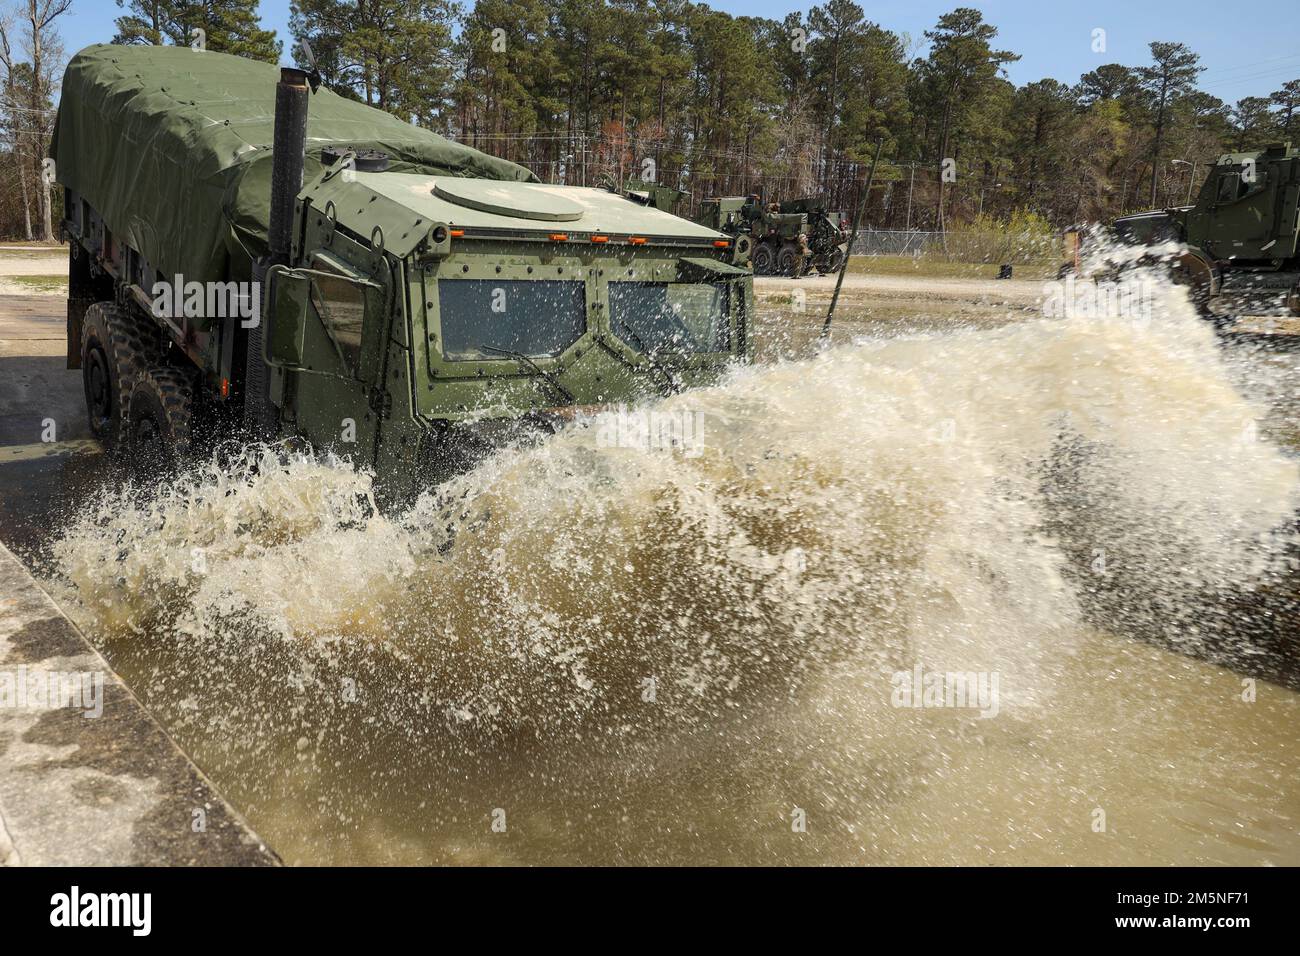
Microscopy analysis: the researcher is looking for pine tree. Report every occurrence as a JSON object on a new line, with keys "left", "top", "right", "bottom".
{"left": 114, "top": 0, "right": 280, "bottom": 62}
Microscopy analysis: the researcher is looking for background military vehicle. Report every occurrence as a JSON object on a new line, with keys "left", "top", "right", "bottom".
{"left": 694, "top": 194, "right": 848, "bottom": 277}
{"left": 621, "top": 177, "right": 688, "bottom": 214}
{"left": 52, "top": 45, "right": 752, "bottom": 495}
{"left": 1095, "top": 142, "right": 1300, "bottom": 323}
{"left": 775, "top": 196, "right": 850, "bottom": 275}
{"left": 694, "top": 196, "right": 805, "bottom": 277}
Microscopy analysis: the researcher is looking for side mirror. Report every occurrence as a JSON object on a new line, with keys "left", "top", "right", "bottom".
{"left": 264, "top": 265, "right": 311, "bottom": 368}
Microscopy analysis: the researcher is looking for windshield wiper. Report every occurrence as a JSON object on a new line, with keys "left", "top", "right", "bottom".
{"left": 478, "top": 344, "right": 575, "bottom": 405}
{"left": 614, "top": 321, "right": 684, "bottom": 395}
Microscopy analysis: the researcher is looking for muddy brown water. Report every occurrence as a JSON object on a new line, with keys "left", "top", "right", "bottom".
{"left": 2, "top": 273, "right": 1299, "bottom": 866}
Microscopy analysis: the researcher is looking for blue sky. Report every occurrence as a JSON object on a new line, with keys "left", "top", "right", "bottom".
{"left": 60, "top": 0, "right": 1300, "bottom": 106}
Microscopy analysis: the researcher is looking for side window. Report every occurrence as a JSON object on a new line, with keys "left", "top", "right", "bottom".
{"left": 1216, "top": 172, "right": 1240, "bottom": 203}
{"left": 309, "top": 256, "right": 368, "bottom": 374}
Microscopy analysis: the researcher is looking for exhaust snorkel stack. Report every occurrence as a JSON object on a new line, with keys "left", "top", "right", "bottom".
{"left": 245, "top": 66, "right": 311, "bottom": 435}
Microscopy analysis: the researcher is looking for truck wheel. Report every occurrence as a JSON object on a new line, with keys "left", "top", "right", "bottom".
{"left": 127, "top": 366, "right": 193, "bottom": 470}
{"left": 777, "top": 243, "right": 800, "bottom": 277}
{"left": 1170, "top": 251, "right": 1231, "bottom": 327}
{"left": 80, "top": 302, "right": 162, "bottom": 450}
{"left": 751, "top": 243, "right": 774, "bottom": 276}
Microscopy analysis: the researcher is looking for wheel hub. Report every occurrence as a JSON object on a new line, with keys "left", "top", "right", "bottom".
{"left": 87, "top": 349, "right": 111, "bottom": 420}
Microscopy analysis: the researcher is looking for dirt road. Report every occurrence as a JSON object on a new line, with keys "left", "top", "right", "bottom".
{"left": 0, "top": 249, "right": 66, "bottom": 297}
{"left": 757, "top": 271, "right": 1045, "bottom": 303}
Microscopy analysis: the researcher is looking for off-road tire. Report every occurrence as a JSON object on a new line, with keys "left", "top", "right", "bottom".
{"left": 1168, "top": 251, "right": 1234, "bottom": 328}
{"left": 751, "top": 242, "right": 775, "bottom": 276}
{"left": 127, "top": 366, "right": 194, "bottom": 471}
{"left": 80, "top": 302, "right": 164, "bottom": 450}
{"left": 777, "top": 243, "right": 801, "bottom": 277}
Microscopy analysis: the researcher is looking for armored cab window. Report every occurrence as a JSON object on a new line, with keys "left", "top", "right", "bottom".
{"left": 609, "top": 281, "right": 730, "bottom": 354}
{"left": 439, "top": 279, "right": 585, "bottom": 361}
{"left": 309, "top": 256, "right": 369, "bottom": 374}
{"left": 1215, "top": 172, "right": 1253, "bottom": 203}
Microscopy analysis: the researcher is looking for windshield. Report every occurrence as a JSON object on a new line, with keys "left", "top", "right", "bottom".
{"left": 609, "top": 281, "right": 730, "bottom": 354}
{"left": 439, "top": 279, "right": 585, "bottom": 361}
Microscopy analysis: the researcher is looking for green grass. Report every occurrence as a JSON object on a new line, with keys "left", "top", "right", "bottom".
{"left": 845, "top": 255, "right": 1056, "bottom": 281}
{"left": 7, "top": 274, "right": 67, "bottom": 293}
{"left": 0, "top": 241, "right": 64, "bottom": 251}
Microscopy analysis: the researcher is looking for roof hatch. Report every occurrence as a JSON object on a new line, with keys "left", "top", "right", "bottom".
{"left": 431, "top": 179, "right": 584, "bottom": 222}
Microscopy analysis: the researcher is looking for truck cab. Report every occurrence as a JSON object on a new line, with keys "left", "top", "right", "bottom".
{"left": 267, "top": 162, "right": 753, "bottom": 491}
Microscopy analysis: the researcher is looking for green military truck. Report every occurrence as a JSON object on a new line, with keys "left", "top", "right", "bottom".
{"left": 1101, "top": 142, "right": 1300, "bottom": 323}
{"left": 52, "top": 45, "right": 752, "bottom": 494}
{"left": 621, "top": 178, "right": 688, "bottom": 214}
{"left": 775, "top": 196, "right": 849, "bottom": 275}
{"left": 694, "top": 194, "right": 847, "bottom": 277}
{"left": 695, "top": 196, "right": 803, "bottom": 277}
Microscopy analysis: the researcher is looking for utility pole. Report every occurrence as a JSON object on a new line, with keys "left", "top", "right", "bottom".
{"left": 1171, "top": 158, "right": 1196, "bottom": 206}
{"left": 905, "top": 163, "right": 915, "bottom": 230}
{"left": 821, "top": 139, "right": 884, "bottom": 344}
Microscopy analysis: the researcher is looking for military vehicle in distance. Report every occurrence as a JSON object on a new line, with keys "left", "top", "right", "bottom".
{"left": 1088, "top": 142, "right": 1300, "bottom": 322}
{"left": 775, "top": 196, "right": 850, "bottom": 275}
{"left": 53, "top": 46, "right": 752, "bottom": 496}
{"left": 621, "top": 177, "right": 688, "bottom": 215}
{"left": 694, "top": 194, "right": 848, "bottom": 277}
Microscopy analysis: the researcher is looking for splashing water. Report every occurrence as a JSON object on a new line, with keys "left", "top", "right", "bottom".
{"left": 49, "top": 264, "right": 1300, "bottom": 864}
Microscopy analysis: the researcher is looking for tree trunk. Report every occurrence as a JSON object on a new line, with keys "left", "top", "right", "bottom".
{"left": 28, "top": 0, "right": 50, "bottom": 240}
{"left": 1148, "top": 78, "right": 1170, "bottom": 207}
{"left": 935, "top": 89, "right": 955, "bottom": 233}
{"left": 17, "top": 137, "right": 33, "bottom": 240}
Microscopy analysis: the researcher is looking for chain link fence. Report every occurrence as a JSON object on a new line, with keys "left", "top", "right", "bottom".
{"left": 851, "top": 228, "right": 1059, "bottom": 264}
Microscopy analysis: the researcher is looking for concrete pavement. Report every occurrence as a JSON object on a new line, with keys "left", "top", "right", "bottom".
{"left": 0, "top": 293, "right": 277, "bottom": 865}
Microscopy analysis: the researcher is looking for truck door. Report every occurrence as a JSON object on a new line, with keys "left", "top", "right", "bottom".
{"left": 267, "top": 244, "right": 390, "bottom": 460}
{"left": 1208, "top": 165, "right": 1275, "bottom": 258}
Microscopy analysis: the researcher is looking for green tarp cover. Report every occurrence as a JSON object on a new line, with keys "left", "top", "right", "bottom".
{"left": 52, "top": 44, "right": 536, "bottom": 284}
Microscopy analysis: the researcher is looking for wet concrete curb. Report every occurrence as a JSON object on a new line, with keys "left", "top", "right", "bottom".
{"left": 0, "top": 542, "right": 279, "bottom": 865}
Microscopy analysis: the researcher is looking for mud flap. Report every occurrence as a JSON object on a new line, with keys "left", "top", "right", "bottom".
{"left": 66, "top": 297, "right": 93, "bottom": 369}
